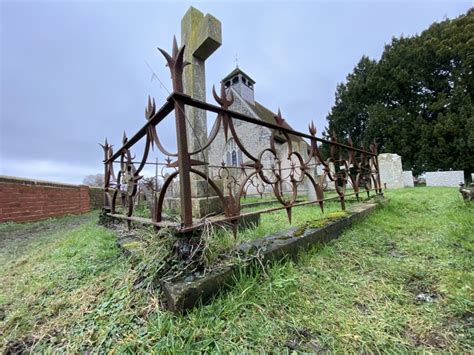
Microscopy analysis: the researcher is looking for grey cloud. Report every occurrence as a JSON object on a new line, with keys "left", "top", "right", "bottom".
{"left": 1, "top": 0, "right": 471, "bottom": 183}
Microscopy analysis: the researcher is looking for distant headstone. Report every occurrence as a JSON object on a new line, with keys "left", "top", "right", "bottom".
{"left": 378, "top": 153, "right": 404, "bottom": 189}
{"left": 307, "top": 166, "right": 318, "bottom": 201}
{"left": 403, "top": 171, "right": 414, "bottom": 187}
{"left": 425, "top": 171, "right": 464, "bottom": 187}
{"left": 471, "top": 173, "right": 474, "bottom": 181}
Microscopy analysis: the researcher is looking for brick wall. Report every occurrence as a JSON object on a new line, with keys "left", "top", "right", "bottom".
{"left": 0, "top": 176, "right": 91, "bottom": 223}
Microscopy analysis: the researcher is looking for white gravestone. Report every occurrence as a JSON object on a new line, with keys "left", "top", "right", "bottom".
{"left": 403, "top": 171, "right": 414, "bottom": 187}
{"left": 425, "top": 171, "right": 464, "bottom": 187}
{"left": 307, "top": 163, "right": 319, "bottom": 202}
{"left": 378, "top": 153, "right": 404, "bottom": 189}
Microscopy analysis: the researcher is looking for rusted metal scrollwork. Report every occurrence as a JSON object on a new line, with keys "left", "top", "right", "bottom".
{"left": 101, "top": 36, "right": 383, "bottom": 235}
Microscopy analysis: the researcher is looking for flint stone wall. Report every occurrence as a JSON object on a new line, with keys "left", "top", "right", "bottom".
{"left": 378, "top": 153, "right": 404, "bottom": 189}
{"left": 207, "top": 89, "right": 271, "bottom": 196}
{"left": 207, "top": 87, "right": 311, "bottom": 197}
{"left": 89, "top": 187, "right": 105, "bottom": 209}
{"left": 425, "top": 171, "right": 464, "bottom": 187}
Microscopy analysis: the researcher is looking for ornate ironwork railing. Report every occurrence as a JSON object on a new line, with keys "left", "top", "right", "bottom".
{"left": 101, "top": 37, "right": 383, "bottom": 235}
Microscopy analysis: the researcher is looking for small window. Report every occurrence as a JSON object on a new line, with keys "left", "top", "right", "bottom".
{"left": 232, "top": 150, "right": 237, "bottom": 166}
{"left": 248, "top": 82, "right": 253, "bottom": 89}
{"left": 232, "top": 77, "right": 239, "bottom": 84}
{"left": 225, "top": 80, "right": 231, "bottom": 88}
{"left": 225, "top": 138, "right": 244, "bottom": 167}
{"left": 241, "top": 77, "right": 247, "bottom": 84}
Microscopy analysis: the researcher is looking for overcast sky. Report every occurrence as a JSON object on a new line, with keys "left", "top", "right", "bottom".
{"left": 1, "top": 0, "right": 471, "bottom": 184}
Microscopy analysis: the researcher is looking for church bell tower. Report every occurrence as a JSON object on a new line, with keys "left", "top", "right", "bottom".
{"left": 221, "top": 67, "right": 256, "bottom": 104}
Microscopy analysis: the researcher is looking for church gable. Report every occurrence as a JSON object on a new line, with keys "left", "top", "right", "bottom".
{"left": 229, "top": 88, "right": 304, "bottom": 145}
{"left": 227, "top": 87, "right": 261, "bottom": 121}
{"left": 207, "top": 67, "right": 308, "bottom": 171}
{"left": 207, "top": 86, "right": 271, "bottom": 169}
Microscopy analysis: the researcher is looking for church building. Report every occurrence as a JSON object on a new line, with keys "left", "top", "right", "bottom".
{"left": 207, "top": 67, "right": 312, "bottom": 197}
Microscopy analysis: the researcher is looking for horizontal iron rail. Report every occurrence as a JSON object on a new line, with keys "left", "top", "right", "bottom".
{"left": 172, "top": 92, "right": 377, "bottom": 156}
{"left": 106, "top": 92, "right": 376, "bottom": 164}
{"left": 107, "top": 213, "right": 179, "bottom": 228}
{"left": 207, "top": 190, "right": 375, "bottom": 229}
{"left": 107, "top": 189, "right": 377, "bottom": 233}
{"left": 105, "top": 98, "right": 175, "bottom": 163}
{"left": 124, "top": 161, "right": 333, "bottom": 171}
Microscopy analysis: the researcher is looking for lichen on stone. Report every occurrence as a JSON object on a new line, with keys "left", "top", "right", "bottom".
{"left": 292, "top": 211, "right": 350, "bottom": 237}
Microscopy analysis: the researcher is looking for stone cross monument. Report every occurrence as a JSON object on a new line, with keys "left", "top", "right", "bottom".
{"left": 165, "top": 7, "right": 223, "bottom": 218}
{"left": 181, "top": 6, "right": 222, "bottom": 158}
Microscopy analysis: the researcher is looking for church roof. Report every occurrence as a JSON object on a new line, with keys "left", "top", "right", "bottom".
{"left": 247, "top": 101, "right": 304, "bottom": 143}
{"left": 221, "top": 67, "right": 256, "bottom": 84}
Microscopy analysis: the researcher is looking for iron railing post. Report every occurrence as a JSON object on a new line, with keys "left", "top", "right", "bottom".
{"left": 174, "top": 97, "right": 193, "bottom": 227}
{"left": 101, "top": 139, "right": 111, "bottom": 213}
{"left": 158, "top": 37, "right": 194, "bottom": 227}
{"left": 375, "top": 154, "right": 383, "bottom": 195}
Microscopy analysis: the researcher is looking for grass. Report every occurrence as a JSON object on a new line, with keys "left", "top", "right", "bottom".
{"left": 202, "top": 198, "right": 356, "bottom": 265}
{"left": 0, "top": 187, "right": 473, "bottom": 352}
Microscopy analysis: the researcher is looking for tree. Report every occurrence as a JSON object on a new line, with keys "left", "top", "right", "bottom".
{"left": 83, "top": 174, "right": 104, "bottom": 186}
{"left": 324, "top": 9, "right": 474, "bottom": 176}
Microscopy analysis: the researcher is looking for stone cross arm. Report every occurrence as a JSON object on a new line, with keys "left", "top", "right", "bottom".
{"left": 181, "top": 7, "right": 222, "bottom": 61}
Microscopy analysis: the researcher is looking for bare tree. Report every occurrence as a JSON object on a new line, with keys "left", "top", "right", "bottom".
{"left": 83, "top": 173, "right": 104, "bottom": 186}
{"left": 141, "top": 176, "right": 163, "bottom": 193}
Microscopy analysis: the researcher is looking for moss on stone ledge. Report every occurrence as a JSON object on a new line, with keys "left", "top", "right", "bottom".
{"left": 293, "top": 211, "right": 349, "bottom": 237}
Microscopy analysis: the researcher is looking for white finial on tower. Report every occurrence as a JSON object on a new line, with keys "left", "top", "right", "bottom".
{"left": 234, "top": 53, "right": 239, "bottom": 68}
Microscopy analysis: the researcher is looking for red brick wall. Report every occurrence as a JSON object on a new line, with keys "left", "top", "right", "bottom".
{"left": 0, "top": 176, "right": 91, "bottom": 223}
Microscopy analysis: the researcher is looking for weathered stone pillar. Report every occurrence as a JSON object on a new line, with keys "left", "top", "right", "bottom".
{"left": 165, "top": 7, "right": 223, "bottom": 218}
{"left": 181, "top": 7, "right": 221, "bottom": 157}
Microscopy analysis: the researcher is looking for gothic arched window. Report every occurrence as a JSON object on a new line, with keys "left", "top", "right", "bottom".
{"left": 225, "top": 138, "right": 243, "bottom": 167}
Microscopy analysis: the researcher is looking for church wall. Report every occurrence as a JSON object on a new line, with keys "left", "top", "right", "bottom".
{"left": 208, "top": 91, "right": 273, "bottom": 196}
{"left": 207, "top": 87, "right": 312, "bottom": 199}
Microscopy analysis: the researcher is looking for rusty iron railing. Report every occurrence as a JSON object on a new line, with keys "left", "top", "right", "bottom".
{"left": 101, "top": 37, "right": 383, "bottom": 235}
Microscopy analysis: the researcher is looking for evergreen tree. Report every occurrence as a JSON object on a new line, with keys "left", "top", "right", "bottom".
{"left": 324, "top": 9, "right": 474, "bottom": 176}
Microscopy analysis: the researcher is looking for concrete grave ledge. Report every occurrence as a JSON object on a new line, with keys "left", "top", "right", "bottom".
{"left": 162, "top": 198, "right": 387, "bottom": 312}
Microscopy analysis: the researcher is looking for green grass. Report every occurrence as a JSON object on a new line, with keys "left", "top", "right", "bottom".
{"left": 202, "top": 198, "right": 356, "bottom": 265}
{"left": 0, "top": 187, "right": 473, "bottom": 352}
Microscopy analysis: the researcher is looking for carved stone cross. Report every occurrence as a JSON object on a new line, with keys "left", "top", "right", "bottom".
{"left": 181, "top": 6, "right": 222, "bottom": 156}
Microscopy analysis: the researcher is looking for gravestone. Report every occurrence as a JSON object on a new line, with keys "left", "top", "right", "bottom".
{"left": 425, "top": 171, "right": 464, "bottom": 187}
{"left": 311, "top": 163, "right": 335, "bottom": 192}
{"left": 378, "top": 153, "right": 404, "bottom": 189}
{"left": 307, "top": 165, "right": 319, "bottom": 201}
{"left": 403, "top": 171, "right": 414, "bottom": 187}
